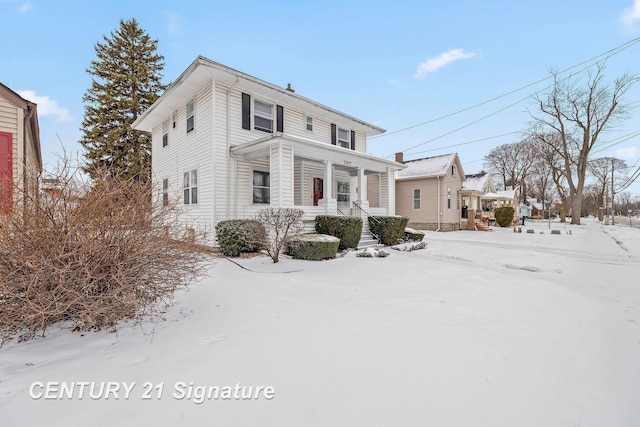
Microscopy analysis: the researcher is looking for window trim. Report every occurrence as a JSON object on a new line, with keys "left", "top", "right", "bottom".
{"left": 162, "top": 121, "right": 169, "bottom": 147}
{"left": 337, "top": 180, "right": 350, "bottom": 207}
{"left": 447, "top": 186, "right": 451, "bottom": 209}
{"left": 162, "top": 178, "right": 169, "bottom": 206}
{"left": 253, "top": 98, "right": 274, "bottom": 133}
{"left": 413, "top": 188, "right": 421, "bottom": 210}
{"left": 186, "top": 99, "right": 195, "bottom": 134}
{"left": 305, "top": 115, "right": 313, "bottom": 132}
{"left": 252, "top": 169, "right": 270, "bottom": 204}
{"left": 337, "top": 127, "right": 350, "bottom": 149}
{"left": 183, "top": 168, "right": 198, "bottom": 205}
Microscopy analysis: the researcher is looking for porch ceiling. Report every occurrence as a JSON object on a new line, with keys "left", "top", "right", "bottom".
{"left": 231, "top": 133, "right": 403, "bottom": 173}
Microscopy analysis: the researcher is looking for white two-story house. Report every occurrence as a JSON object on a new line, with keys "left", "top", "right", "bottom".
{"left": 133, "top": 56, "right": 401, "bottom": 245}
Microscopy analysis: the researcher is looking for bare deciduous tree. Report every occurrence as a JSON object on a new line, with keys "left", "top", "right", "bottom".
{"left": 483, "top": 138, "right": 537, "bottom": 200}
{"left": 255, "top": 208, "right": 304, "bottom": 263}
{"left": 0, "top": 157, "right": 208, "bottom": 345}
{"left": 588, "top": 157, "right": 626, "bottom": 221}
{"left": 531, "top": 63, "right": 639, "bottom": 224}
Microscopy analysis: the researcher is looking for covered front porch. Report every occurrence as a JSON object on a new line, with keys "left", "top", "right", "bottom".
{"left": 230, "top": 133, "right": 400, "bottom": 226}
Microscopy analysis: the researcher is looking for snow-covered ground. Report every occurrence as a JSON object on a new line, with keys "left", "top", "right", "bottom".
{"left": 1, "top": 218, "right": 639, "bottom": 426}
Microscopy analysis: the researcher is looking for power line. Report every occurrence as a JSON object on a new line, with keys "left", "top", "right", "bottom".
{"left": 371, "top": 36, "right": 640, "bottom": 141}
{"left": 368, "top": 37, "right": 640, "bottom": 157}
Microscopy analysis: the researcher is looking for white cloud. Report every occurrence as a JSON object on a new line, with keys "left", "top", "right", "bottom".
{"left": 16, "top": 90, "right": 72, "bottom": 122}
{"left": 413, "top": 49, "right": 477, "bottom": 79}
{"left": 615, "top": 146, "right": 638, "bottom": 160}
{"left": 18, "top": 0, "right": 32, "bottom": 13}
{"left": 621, "top": 0, "right": 640, "bottom": 28}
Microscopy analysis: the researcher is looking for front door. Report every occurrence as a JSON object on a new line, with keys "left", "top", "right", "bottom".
{"left": 313, "top": 177, "right": 323, "bottom": 206}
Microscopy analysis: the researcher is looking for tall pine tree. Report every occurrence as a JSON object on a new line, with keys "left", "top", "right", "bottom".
{"left": 80, "top": 18, "right": 165, "bottom": 183}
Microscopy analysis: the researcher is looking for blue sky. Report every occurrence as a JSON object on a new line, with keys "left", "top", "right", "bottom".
{"left": 2, "top": 0, "right": 640, "bottom": 198}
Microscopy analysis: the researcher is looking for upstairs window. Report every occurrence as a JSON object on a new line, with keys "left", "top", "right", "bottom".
{"left": 452, "top": 165, "right": 456, "bottom": 176}
{"left": 337, "top": 128, "right": 350, "bottom": 148}
{"left": 253, "top": 171, "right": 270, "bottom": 204}
{"left": 186, "top": 100, "right": 195, "bottom": 133}
{"left": 331, "top": 124, "right": 355, "bottom": 150}
{"left": 162, "top": 121, "right": 169, "bottom": 147}
{"left": 306, "top": 116, "right": 313, "bottom": 132}
{"left": 254, "top": 99, "right": 274, "bottom": 133}
{"left": 183, "top": 169, "right": 198, "bottom": 205}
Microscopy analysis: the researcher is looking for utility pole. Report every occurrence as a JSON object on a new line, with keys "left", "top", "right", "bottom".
{"left": 611, "top": 158, "right": 615, "bottom": 226}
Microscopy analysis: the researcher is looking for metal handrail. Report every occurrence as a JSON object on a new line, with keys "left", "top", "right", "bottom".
{"left": 352, "top": 200, "right": 382, "bottom": 244}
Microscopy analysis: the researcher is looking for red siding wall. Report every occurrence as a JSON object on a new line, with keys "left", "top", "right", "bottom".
{"left": 0, "top": 131, "right": 13, "bottom": 213}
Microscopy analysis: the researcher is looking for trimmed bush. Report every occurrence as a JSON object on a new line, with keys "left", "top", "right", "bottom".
{"left": 494, "top": 206, "right": 516, "bottom": 227}
{"left": 404, "top": 227, "right": 425, "bottom": 241}
{"left": 368, "top": 216, "right": 409, "bottom": 246}
{"left": 315, "top": 215, "right": 363, "bottom": 250}
{"left": 285, "top": 234, "right": 340, "bottom": 261}
{"left": 215, "top": 219, "right": 265, "bottom": 257}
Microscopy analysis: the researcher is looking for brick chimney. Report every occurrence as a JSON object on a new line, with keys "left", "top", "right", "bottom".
{"left": 395, "top": 152, "right": 404, "bottom": 163}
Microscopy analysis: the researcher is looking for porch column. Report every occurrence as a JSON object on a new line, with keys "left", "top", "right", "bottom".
{"left": 356, "top": 167, "right": 368, "bottom": 204}
{"left": 319, "top": 160, "right": 336, "bottom": 215}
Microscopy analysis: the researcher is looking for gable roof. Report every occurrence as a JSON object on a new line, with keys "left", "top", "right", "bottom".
{"left": 0, "top": 82, "right": 43, "bottom": 172}
{"left": 462, "top": 171, "right": 494, "bottom": 193}
{"left": 133, "top": 56, "right": 386, "bottom": 135}
{"left": 394, "top": 153, "right": 462, "bottom": 180}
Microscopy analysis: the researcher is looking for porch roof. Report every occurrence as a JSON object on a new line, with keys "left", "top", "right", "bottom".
{"left": 230, "top": 133, "right": 404, "bottom": 173}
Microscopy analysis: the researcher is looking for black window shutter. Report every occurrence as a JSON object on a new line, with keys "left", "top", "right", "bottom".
{"left": 241, "top": 93, "right": 251, "bottom": 130}
{"left": 350, "top": 130, "right": 356, "bottom": 150}
{"left": 276, "top": 105, "right": 284, "bottom": 132}
{"left": 331, "top": 124, "right": 337, "bottom": 145}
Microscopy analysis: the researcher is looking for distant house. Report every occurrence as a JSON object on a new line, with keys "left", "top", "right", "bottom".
{"left": 0, "top": 82, "right": 42, "bottom": 214}
{"left": 394, "top": 152, "right": 465, "bottom": 231}
{"left": 461, "top": 171, "right": 496, "bottom": 214}
{"left": 133, "top": 56, "right": 402, "bottom": 245}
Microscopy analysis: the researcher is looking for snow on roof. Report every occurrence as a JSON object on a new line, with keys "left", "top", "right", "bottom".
{"left": 395, "top": 153, "right": 457, "bottom": 180}
{"left": 462, "top": 172, "right": 489, "bottom": 192}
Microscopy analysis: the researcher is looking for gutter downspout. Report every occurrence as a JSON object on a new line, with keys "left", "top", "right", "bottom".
{"left": 226, "top": 77, "right": 239, "bottom": 219}
{"left": 23, "top": 105, "right": 35, "bottom": 220}
{"left": 436, "top": 176, "right": 441, "bottom": 232}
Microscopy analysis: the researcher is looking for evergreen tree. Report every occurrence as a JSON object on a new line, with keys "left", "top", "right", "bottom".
{"left": 80, "top": 18, "right": 165, "bottom": 183}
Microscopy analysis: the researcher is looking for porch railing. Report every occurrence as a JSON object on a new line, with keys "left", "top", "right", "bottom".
{"left": 352, "top": 200, "right": 382, "bottom": 244}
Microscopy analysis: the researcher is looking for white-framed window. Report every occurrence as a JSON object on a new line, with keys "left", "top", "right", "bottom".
{"left": 162, "top": 121, "right": 169, "bottom": 147}
{"left": 337, "top": 127, "right": 350, "bottom": 148}
{"left": 306, "top": 116, "right": 313, "bottom": 132}
{"left": 162, "top": 178, "right": 169, "bottom": 206}
{"left": 254, "top": 99, "right": 274, "bottom": 133}
{"left": 337, "top": 181, "right": 350, "bottom": 207}
{"left": 186, "top": 99, "right": 195, "bottom": 133}
{"left": 413, "top": 189, "right": 421, "bottom": 209}
{"left": 253, "top": 170, "right": 270, "bottom": 204}
{"left": 447, "top": 186, "right": 451, "bottom": 209}
{"left": 452, "top": 165, "right": 456, "bottom": 176}
{"left": 172, "top": 112, "right": 177, "bottom": 129}
{"left": 183, "top": 169, "right": 198, "bottom": 205}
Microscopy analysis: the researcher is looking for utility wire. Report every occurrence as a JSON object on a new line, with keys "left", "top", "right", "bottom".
{"left": 371, "top": 36, "right": 640, "bottom": 141}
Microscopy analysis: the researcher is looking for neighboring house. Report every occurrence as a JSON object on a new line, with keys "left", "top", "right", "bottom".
{"left": 461, "top": 171, "right": 496, "bottom": 213}
{"left": 394, "top": 152, "right": 465, "bottom": 231}
{"left": 133, "top": 56, "right": 402, "bottom": 245}
{"left": 0, "top": 82, "right": 42, "bottom": 214}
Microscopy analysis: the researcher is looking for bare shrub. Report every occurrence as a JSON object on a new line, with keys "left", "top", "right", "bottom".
{"left": 0, "top": 158, "right": 208, "bottom": 345}
{"left": 255, "top": 208, "right": 303, "bottom": 263}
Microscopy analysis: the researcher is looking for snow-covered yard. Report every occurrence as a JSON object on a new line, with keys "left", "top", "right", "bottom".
{"left": 1, "top": 218, "right": 639, "bottom": 426}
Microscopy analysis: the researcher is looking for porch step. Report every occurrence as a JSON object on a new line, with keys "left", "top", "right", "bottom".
{"left": 358, "top": 230, "right": 379, "bottom": 249}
